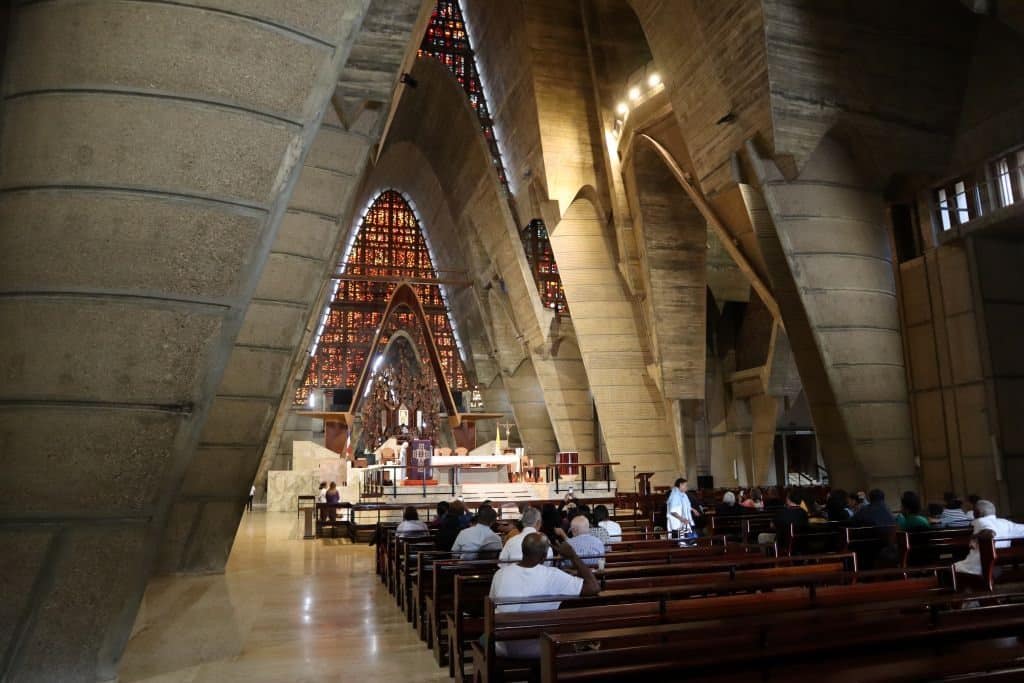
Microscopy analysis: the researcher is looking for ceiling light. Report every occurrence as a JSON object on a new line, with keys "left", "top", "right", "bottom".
{"left": 628, "top": 86, "right": 641, "bottom": 101}
{"left": 616, "top": 101, "right": 629, "bottom": 116}
{"left": 648, "top": 73, "right": 661, "bottom": 87}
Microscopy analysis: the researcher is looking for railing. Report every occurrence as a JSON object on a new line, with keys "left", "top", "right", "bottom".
{"left": 544, "top": 462, "right": 619, "bottom": 494}
{"left": 358, "top": 461, "right": 620, "bottom": 500}
{"left": 360, "top": 464, "right": 451, "bottom": 500}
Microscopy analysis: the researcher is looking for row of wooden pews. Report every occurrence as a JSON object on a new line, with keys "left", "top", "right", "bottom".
{"left": 375, "top": 509, "right": 1024, "bottom": 682}
{"left": 535, "top": 585, "right": 1024, "bottom": 682}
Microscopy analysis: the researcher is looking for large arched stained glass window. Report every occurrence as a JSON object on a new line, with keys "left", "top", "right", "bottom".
{"left": 418, "top": 0, "right": 508, "bottom": 189}
{"left": 296, "top": 190, "right": 467, "bottom": 405}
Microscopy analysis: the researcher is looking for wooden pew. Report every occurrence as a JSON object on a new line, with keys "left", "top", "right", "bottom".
{"left": 979, "top": 532, "right": 1024, "bottom": 591}
{"left": 707, "top": 512, "right": 774, "bottom": 542}
{"left": 446, "top": 574, "right": 493, "bottom": 682}
{"left": 430, "top": 547, "right": 850, "bottom": 671}
{"left": 374, "top": 523, "right": 397, "bottom": 581}
{"left": 538, "top": 586, "right": 1024, "bottom": 682}
{"left": 449, "top": 557, "right": 858, "bottom": 679}
{"left": 473, "top": 570, "right": 951, "bottom": 683}
{"left": 410, "top": 550, "right": 454, "bottom": 631}
{"left": 396, "top": 537, "right": 434, "bottom": 612}
{"left": 590, "top": 551, "right": 856, "bottom": 587}
{"left": 426, "top": 558, "right": 501, "bottom": 666}
{"left": 844, "top": 524, "right": 898, "bottom": 569}
{"left": 897, "top": 527, "right": 972, "bottom": 567}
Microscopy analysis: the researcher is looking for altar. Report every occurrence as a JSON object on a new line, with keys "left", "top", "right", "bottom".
{"left": 431, "top": 453, "right": 520, "bottom": 484}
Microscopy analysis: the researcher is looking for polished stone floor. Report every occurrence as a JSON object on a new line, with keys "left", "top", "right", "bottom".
{"left": 119, "top": 510, "right": 451, "bottom": 682}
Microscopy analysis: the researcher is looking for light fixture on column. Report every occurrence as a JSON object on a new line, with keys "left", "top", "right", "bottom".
{"left": 647, "top": 72, "right": 661, "bottom": 87}
{"left": 615, "top": 101, "right": 628, "bottom": 117}
{"left": 469, "top": 386, "right": 484, "bottom": 412}
{"left": 627, "top": 86, "right": 641, "bottom": 101}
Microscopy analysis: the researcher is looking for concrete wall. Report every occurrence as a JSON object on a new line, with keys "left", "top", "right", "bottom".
{"left": 899, "top": 244, "right": 999, "bottom": 507}
{"left": 970, "top": 237, "right": 1024, "bottom": 516}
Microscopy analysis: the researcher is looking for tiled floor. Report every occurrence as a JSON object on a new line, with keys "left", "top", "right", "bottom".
{"left": 119, "top": 510, "right": 450, "bottom": 682}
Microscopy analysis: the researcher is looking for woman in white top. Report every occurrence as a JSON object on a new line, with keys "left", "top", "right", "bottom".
{"left": 396, "top": 505, "right": 429, "bottom": 535}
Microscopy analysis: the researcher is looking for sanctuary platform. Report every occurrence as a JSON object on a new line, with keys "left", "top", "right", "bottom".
{"left": 267, "top": 441, "right": 618, "bottom": 513}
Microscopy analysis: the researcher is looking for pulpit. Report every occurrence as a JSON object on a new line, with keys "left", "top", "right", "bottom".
{"left": 635, "top": 471, "right": 655, "bottom": 496}
{"left": 404, "top": 439, "right": 435, "bottom": 485}
{"left": 556, "top": 451, "right": 580, "bottom": 477}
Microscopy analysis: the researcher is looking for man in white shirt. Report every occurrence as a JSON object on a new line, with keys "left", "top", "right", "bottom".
{"left": 667, "top": 477, "right": 694, "bottom": 539}
{"left": 489, "top": 532, "right": 600, "bottom": 657}
{"left": 451, "top": 505, "right": 503, "bottom": 559}
{"left": 954, "top": 500, "right": 1024, "bottom": 575}
{"left": 499, "top": 507, "right": 552, "bottom": 562}
{"left": 594, "top": 505, "right": 621, "bottom": 542}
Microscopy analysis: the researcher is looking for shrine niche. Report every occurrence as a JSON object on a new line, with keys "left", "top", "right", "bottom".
{"left": 358, "top": 334, "right": 441, "bottom": 450}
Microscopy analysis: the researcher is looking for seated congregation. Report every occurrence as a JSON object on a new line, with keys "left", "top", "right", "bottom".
{"left": 374, "top": 483, "right": 1024, "bottom": 682}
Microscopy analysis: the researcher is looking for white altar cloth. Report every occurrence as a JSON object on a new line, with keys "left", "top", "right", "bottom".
{"left": 431, "top": 454, "right": 520, "bottom": 470}
{"left": 431, "top": 454, "right": 520, "bottom": 484}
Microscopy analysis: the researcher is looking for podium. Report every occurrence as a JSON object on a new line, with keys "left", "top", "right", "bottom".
{"left": 556, "top": 451, "right": 579, "bottom": 477}
{"left": 404, "top": 439, "right": 436, "bottom": 485}
{"left": 635, "top": 471, "right": 655, "bottom": 496}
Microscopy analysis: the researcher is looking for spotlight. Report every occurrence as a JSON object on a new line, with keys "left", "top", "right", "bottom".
{"left": 647, "top": 73, "right": 661, "bottom": 87}
{"left": 628, "top": 86, "right": 641, "bottom": 101}
{"left": 616, "top": 101, "right": 629, "bottom": 116}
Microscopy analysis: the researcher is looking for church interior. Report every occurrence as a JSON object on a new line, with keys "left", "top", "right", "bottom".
{"left": 4, "top": 0, "right": 1024, "bottom": 681}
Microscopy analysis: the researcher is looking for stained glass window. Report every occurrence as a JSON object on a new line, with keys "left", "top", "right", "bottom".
{"left": 296, "top": 190, "right": 467, "bottom": 405}
{"left": 521, "top": 219, "right": 568, "bottom": 317}
{"left": 418, "top": 0, "right": 508, "bottom": 188}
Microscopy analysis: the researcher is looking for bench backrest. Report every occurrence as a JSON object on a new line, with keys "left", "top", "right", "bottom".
{"left": 538, "top": 587, "right": 1024, "bottom": 682}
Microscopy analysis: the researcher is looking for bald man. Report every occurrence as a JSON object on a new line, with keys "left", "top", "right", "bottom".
{"left": 555, "top": 515, "right": 605, "bottom": 567}
{"left": 488, "top": 532, "right": 600, "bottom": 657}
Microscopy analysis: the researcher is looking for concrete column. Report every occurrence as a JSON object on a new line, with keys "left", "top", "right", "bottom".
{"left": 749, "top": 394, "right": 780, "bottom": 486}
{"left": 551, "top": 196, "right": 680, "bottom": 486}
{"left": 750, "top": 136, "right": 917, "bottom": 500}
{"left": 0, "top": 2, "right": 371, "bottom": 679}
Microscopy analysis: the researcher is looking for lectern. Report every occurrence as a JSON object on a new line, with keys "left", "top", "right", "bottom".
{"left": 556, "top": 451, "right": 579, "bottom": 477}
{"left": 635, "top": 471, "right": 655, "bottom": 496}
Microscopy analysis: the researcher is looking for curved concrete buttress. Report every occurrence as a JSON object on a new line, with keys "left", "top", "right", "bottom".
{"left": 0, "top": 2, "right": 376, "bottom": 679}
{"left": 157, "top": 0, "right": 427, "bottom": 577}
{"left": 550, "top": 193, "right": 680, "bottom": 486}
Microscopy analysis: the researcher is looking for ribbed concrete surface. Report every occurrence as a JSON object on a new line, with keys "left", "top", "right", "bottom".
{"left": 755, "top": 137, "right": 916, "bottom": 499}
{"left": 160, "top": 0, "right": 426, "bottom": 575}
{"left": 551, "top": 197, "right": 680, "bottom": 486}
{"left": 0, "top": 1, "right": 370, "bottom": 679}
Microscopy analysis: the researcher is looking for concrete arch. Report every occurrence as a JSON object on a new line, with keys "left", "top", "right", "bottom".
{"left": 372, "top": 56, "right": 599, "bottom": 463}
{"left": 348, "top": 283, "right": 459, "bottom": 421}
{"left": 549, "top": 192, "right": 680, "bottom": 485}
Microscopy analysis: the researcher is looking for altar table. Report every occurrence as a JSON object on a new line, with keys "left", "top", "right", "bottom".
{"left": 431, "top": 454, "right": 520, "bottom": 484}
